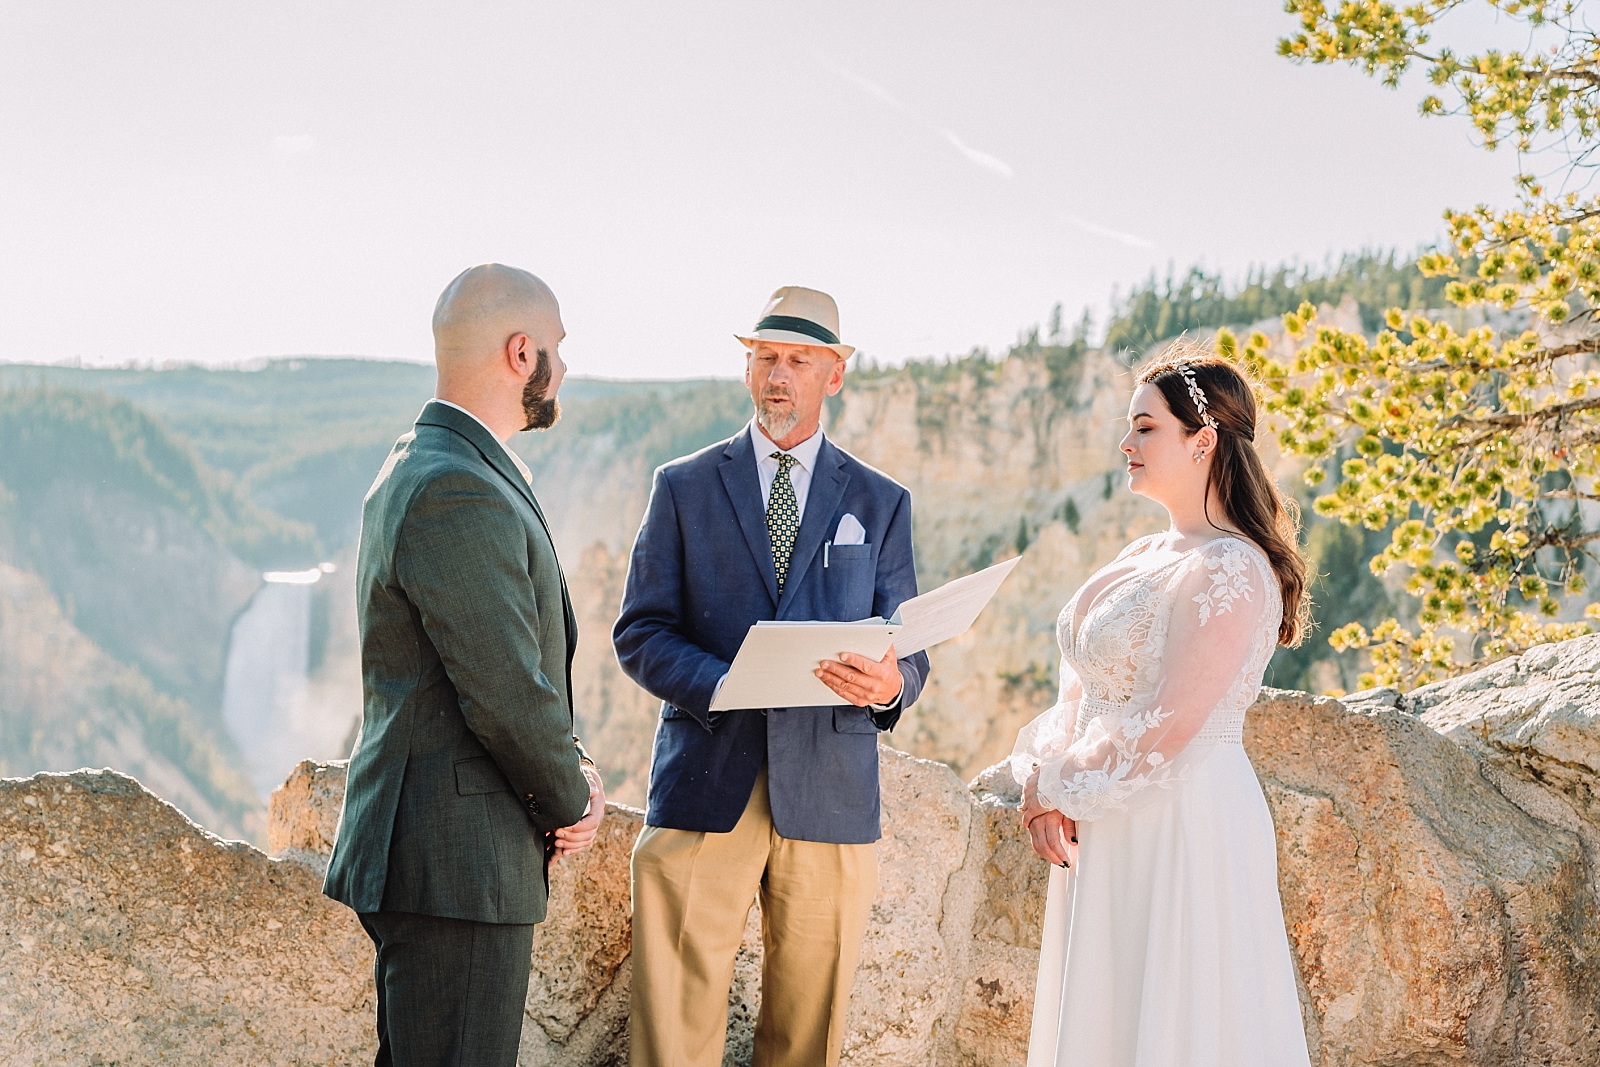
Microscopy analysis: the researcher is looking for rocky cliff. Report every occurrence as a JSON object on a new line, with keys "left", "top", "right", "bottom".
{"left": 5, "top": 632, "right": 1597, "bottom": 1066}
{"left": 0, "top": 561, "right": 259, "bottom": 840}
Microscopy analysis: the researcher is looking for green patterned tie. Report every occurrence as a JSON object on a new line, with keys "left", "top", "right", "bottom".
{"left": 767, "top": 452, "right": 801, "bottom": 594}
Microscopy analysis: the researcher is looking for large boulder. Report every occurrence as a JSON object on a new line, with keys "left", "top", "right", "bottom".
{"left": 0, "top": 768, "right": 375, "bottom": 1065}
{"left": 1248, "top": 687, "right": 1600, "bottom": 1067}
{"left": 954, "top": 764, "right": 1051, "bottom": 1067}
{"left": 1411, "top": 636, "right": 1600, "bottom": 850}
{"left": 8, "top": 644, "right": 1600, "bottom": 1066}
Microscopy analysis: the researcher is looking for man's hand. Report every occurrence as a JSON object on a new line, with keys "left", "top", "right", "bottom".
{"left": 1020, "top": 767, "right": 1078, "bottom": 868}
{"left": 551, "top": 764, "right": 605, "bottom": 862}
{"left": 816, "top": 645, "right": 903, "bottom": 708}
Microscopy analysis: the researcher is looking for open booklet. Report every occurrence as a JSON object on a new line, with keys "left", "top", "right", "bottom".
{"left": 708, "top": 556, "right": 1022, "bottom": 712}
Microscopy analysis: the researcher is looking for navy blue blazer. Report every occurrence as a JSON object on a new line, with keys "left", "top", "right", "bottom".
{"left": 612, "top": 425, "right": 930, "bottom": 844}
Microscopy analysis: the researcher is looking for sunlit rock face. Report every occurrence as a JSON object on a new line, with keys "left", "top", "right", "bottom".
{"left": 0, "top": 769, "right": 375, "bottom": 1064}
{"left": 6, "top": 641, "right": 1600, "bottom": 1066}
{"left": 1248, "top": 685, "right": 1600, "bottom": 1067}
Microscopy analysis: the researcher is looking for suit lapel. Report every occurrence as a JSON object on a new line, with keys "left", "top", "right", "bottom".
{"left": 417, "top": 400, "right": 540, "bottom": 503}
{"left": 417, "top": 401, "right": 579, "bottom": 698}
{"left": 778, "top": 438, "right": 849, "bottom": 618}
{"left": 719, "top": 427, "right": 779, "bottom": 607}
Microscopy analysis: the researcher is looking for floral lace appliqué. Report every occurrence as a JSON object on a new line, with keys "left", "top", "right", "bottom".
{"left": 1013, "top": 537, "right": 1283, "bottom": 821}
{"left": 1050, "top": 705, "right": 1181, "bottom": 808}
{"left": 1193, "top": 543, "right": 1255, "bottom": 626}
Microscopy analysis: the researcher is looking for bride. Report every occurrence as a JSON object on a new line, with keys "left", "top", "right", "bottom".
{"left": 1012, "top": 346, "right": 1313, "bottom": 1067}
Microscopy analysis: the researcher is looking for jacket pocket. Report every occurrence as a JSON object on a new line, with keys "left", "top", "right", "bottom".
{"left": 455, "top": 756, "right": 511, "bottom": 796}
{"left": 824, "top": 544, "right": 876, "bottom": 619}
{"left": 833, "top": 706, "right": 880, "bottom": 734}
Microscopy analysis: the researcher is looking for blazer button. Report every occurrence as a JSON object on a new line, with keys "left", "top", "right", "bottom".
{"left": 525, "top": 795, "right": 540, "bottom": 814}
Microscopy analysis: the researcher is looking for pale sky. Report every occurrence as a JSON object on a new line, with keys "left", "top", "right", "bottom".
{"left": 1, "top": 1, "right": 1525, "bottom": 376}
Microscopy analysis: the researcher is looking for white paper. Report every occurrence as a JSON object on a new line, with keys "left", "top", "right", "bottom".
{"left": 890, "top": 556, "right": 1022, "bottom": 656}
{"left": 709, "top": 621, "right": 900, "bottom": 711}
{"left": 706, "top": 556, "right": 1022, "bottom": 712}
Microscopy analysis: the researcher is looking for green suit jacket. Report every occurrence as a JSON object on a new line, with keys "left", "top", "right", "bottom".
{"left": 324, "top": 400, "right": 593, "bottom": 925}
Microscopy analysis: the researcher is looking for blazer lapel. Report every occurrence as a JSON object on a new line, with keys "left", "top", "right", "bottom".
{"left": 719, "top": 427, "right": 779, "bottom": 607}
{"left": 417, "top": 400, "right": 579, "bottom": 696}
{"left": 416, "top": 400, "right": 537, "bottom": 500}
{"left": 778, "top": 438, "right": 849, "bottom": 618}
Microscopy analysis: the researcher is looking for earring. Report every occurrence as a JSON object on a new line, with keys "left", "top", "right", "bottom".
{"left": 1193, "top": 451, "right": 1204, "bottom": 463}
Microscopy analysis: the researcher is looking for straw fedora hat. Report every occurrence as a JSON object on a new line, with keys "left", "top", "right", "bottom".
{"left": 735, "top": 286, "right": 855, "bottom": 360}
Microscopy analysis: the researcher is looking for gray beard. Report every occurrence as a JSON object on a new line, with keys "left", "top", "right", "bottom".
{"left": 756, "top": 398, "right": 800, "bottom": 441}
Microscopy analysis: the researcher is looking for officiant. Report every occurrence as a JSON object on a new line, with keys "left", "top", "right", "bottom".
{"left": 612, "top": 285, "right": 930, "bottom": 1067}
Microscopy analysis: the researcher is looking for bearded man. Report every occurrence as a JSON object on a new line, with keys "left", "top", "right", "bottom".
{"left": 613, "top": 286, "right": 930, "bottom": 1067}
{"left": 325, "top": 264, "right": 605, "bottom": 1067}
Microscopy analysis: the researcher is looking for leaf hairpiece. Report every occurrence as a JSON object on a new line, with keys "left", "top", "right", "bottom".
{"left": 1175, "top": 363, "right": 1219, "bottom": 430}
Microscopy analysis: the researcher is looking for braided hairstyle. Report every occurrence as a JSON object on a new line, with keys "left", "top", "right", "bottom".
{"left": 1136, "top": 340, "right": 1310, "bottom": 647}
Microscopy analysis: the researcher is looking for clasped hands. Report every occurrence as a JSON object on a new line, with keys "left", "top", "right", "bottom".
{"left": 815, "top": 645, "right": 904, "bottom": 707}
{"left": 551, "top": 763, "right": 606, "bottom": 862}
{"left": 1020, "top": 767, "right": 1078, "bottom": 869}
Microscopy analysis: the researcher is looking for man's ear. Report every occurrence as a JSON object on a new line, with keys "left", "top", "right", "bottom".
{"left": 744, "top": 354, "right": 753, "bottom": 389}
{"left": 825, "top": 355, "right": 846, "bottom": 397}
{"left": 507, "top": 333, "right": 532, "bottom": 376}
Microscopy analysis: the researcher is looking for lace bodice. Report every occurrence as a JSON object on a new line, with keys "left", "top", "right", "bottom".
{"left": 1010, "top": 533, "right": 1281, "bottom": 821}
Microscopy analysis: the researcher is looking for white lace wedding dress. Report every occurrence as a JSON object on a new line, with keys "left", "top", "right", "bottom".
{"left": 1011, "top": 532, "right": 1311, "bottom": 1067}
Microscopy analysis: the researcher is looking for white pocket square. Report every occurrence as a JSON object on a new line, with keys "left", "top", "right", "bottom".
{"left": 833, "top": 513, "right": 867, "bottom": 545}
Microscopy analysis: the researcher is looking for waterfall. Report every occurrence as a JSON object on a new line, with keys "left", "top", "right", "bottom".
{"left": 221, "top": 564, "right": 345, "bottom": 799}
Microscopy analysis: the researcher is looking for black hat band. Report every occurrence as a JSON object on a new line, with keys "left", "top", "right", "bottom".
{"left": 753, "top": 315, "right": 840, "bottom": 346}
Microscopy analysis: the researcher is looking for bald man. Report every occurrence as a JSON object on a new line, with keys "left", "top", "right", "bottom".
{"left": 325, "top": 264, "right": 605, "bottom": 1067}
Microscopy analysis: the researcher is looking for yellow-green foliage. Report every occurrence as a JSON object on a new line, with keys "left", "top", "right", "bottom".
{"left": 1256, "top": 1, "right": 1600, "bottom": 688}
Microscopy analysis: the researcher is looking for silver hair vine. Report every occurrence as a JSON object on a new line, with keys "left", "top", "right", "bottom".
{"left": 1174, "top": 363, "right": 1219, "bottom": 431}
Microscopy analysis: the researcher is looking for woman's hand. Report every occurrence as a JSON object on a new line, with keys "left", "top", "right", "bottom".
{"left": 1020, "top": 768, "right": 1078, "bottom": 868}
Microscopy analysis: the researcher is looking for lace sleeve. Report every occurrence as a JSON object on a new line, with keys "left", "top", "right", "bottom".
{"left": 1032, "top": 540, "right": 1278, "bottom": 821}
{"left": 1008, "top": 657, "right": 1083, "bottom": 785}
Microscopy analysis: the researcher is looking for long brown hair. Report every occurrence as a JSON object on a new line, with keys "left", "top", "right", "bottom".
{"left": 1137, "top": 341, "right": 1310, "bottom": 647}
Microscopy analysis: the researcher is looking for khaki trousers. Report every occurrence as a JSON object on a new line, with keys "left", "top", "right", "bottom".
{"left": 629, "top": 769, "right": 877, "bottom": 1067}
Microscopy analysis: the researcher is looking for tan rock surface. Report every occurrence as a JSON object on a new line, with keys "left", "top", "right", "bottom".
{"left": 267, "top": 758, "right": 349, "bottom": 872}
{"left": 264, "top": 758, "right": 648, "bottom": 1067}
{"left": 521, "top": 801, "right": 645, "bottom": 1066}
{"left": 12, "top": 641, "right": 1600, "bottom": 1066}
{"left": 0, "top": 769, "right": 375, "bottom": 1066}
{"left": 1247, "top": 688, "right": 1600, "bottom": 1067}
{"left": 1411, "top": 635, "right": 1600, "bottom": 829}
{"left": 841, "top": 749, "right": 975, "bottom": 1066}
{"left": 954, "top": 764, "right": 1048, "bottom": 1067}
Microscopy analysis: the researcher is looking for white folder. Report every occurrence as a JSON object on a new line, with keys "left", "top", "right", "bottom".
{"left": 708, "top": 556, "right": 1021, "bottom": 712}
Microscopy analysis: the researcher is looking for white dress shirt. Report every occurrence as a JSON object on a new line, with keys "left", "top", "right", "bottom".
{"left": 751, "top": 418, "right": 824, "bottom": 515}
{"left": 431, "top": 399, "right": 534, "bottom": 485}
